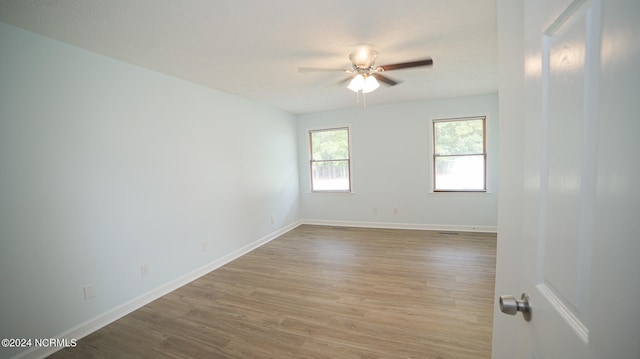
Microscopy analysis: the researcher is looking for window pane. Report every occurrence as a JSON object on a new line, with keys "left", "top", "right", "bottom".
{"left": 435, "top": 155, "right": 485, "bottom": 190}
{"left": 434, "top": 119, "right": 484, "bottom": 155}
{"left": 311, "top": 129, "right": 349, "bottom": 160}
{"left": 311, "top": 160, "right": 350, "bottom": 191}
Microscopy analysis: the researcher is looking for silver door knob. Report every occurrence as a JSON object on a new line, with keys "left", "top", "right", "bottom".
{"left": 499, "top": 293, "right": 531, "bottom": 321}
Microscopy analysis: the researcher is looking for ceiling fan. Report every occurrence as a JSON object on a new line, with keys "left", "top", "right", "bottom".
{"left": 298, "top": 46, "right": 433, "bottom": 94}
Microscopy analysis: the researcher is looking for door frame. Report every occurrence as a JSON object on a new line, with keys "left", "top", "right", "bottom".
{"left": 493, "top": 0, "right": 526, "bottom": 357}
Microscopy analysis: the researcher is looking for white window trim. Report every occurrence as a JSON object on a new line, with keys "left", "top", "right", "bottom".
{"left": 307, "top": 125, "right": 354, "bottom": 194}
{"left": 427, "top": 114, "right": 492, "bottom": 194}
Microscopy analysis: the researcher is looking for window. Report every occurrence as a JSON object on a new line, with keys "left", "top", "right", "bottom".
{"left": 309, "top": 127, "right": 351, "bottom": 192}
{"left": 432, "top": 117, "right": 486, "bottom": 192}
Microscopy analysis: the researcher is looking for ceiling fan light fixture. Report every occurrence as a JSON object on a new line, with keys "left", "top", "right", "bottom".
{"left": 347, "top": 74, "right": 380, "bottom": 93}
{"left": 361, "top": 76, "right": 380, "bottom": 93}
{"left": 348, "top": 74, "right": 365, "bottom": 92}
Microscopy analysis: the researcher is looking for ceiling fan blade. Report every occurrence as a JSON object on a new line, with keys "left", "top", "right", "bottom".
{"left": 379, "top": 58, "right": 433, "bottom": 71}
{"left": 373, "top": 73, "right": 400, "bottom": 86}
{"left": 298, "top": 67, "right": 350, "bottom": 73}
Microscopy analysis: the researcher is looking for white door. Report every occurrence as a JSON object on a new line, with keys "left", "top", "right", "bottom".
{"left": 494, "top": 0, "right": 640, "bottom": 358}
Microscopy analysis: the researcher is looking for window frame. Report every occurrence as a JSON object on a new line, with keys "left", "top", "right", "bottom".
{"left": 431, "top": 116, "right": 487, "bottom": 193}
{"left": 308, "top": 126, "right": 352, "bottom": 193}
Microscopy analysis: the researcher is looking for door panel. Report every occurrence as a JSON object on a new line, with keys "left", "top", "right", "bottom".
{"left": 537, "top": 0, "right": 598, "bottom": 343}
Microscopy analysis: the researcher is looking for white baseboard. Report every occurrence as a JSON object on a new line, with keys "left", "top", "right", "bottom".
{"left": 301, "top": 219, "right": 497, "bottom": 233}
{"left": 14, "top": 220, "right": 302, "bottom": 359}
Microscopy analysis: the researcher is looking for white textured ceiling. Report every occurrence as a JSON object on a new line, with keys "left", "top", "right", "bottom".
{"left": 0, "top": 0, "right": 498, "bottom": 114}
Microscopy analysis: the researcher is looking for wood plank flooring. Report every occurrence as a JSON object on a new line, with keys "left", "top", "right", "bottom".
{"left": 48, "top": 225, "right": 497, "bottom": 358}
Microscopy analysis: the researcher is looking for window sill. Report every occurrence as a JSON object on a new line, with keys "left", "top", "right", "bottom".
{"left": 428, "top": 191, "right": 493, "bottom": 197}
{"left": 306, "top": 191, "right": 355, "bottom": 195}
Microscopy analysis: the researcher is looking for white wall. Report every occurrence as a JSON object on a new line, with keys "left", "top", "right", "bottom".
{"left": 0, "top": 22, "right": 299, "bottom": 358}
{"left": 296, "top": 94, "right": 499, "bottom": 232}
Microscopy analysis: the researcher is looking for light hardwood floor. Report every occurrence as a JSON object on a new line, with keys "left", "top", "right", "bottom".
{"left": 49, "top": 225, "right": 497, "bottom": 358}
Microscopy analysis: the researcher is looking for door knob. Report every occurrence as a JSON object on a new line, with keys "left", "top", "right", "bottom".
{"left": 499, "top": 293, "right": 531, "bottom": 321}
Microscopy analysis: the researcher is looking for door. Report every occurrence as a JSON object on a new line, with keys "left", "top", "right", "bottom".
{"left": 494, "top": 0, "right": 640, "bottom": 358}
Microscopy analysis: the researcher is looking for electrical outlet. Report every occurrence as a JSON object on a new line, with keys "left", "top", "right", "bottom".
{"left": 83, "top": 284, "right": 95, "bottom": 300}
{"left": 393, "top": 207, "right": 399, "bottom": 215}
{"left": 270, "top": 215, "right": 275, "bottom": 224}
{"left": 202, "top": 241, "right": 209, "bottom": 252}
{"left": 372, "top": 207, "right": 378, "bottom": 215}
{"left": 141, "top": 264, "right": 150, "bottom": 277}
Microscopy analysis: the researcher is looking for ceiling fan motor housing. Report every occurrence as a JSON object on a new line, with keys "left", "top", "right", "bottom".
{"left": 349, "top": 49, "right": 378, "bottom": 70}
